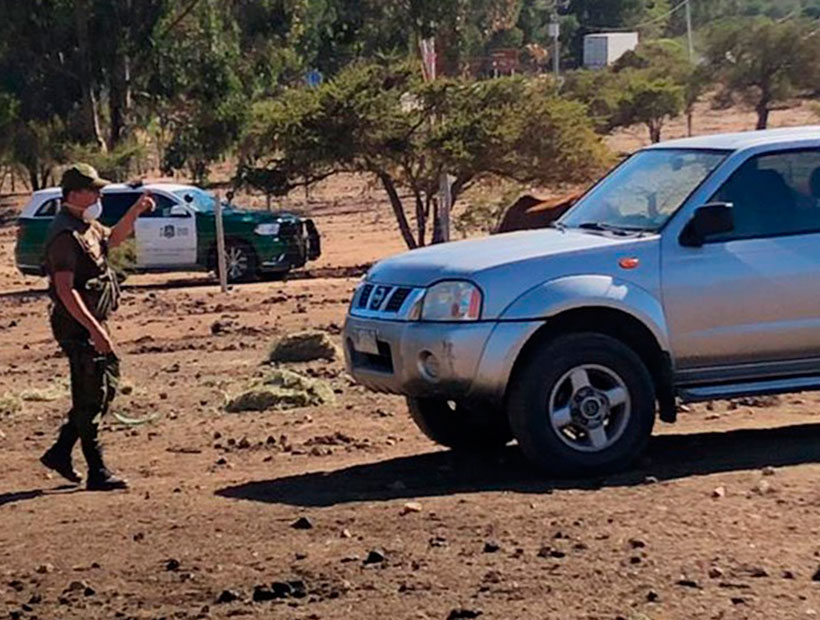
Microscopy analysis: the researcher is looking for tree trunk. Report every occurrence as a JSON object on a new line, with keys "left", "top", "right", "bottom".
{"left": 755, "top": 102, "right": 769, "bottom": 130}
{"left": 648, "top": 121, "right": 662, "bottom": 144}
{"left": 108, "top": 0, "right": 133, "bottom": 148}
{"left": 379, "top": 173, "right": 417, "bottom": 249}
{"left": 75, "top": 0, "right": 107, "bottom": 151}
{"left": 414, "top": 191, "right": 426, "bottom": 247}
{"left": 686, "top": 110, "right": 693, "bottom": 137}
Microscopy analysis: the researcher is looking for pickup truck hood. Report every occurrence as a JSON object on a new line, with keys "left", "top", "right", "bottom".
{"left": 366, "top": 228, "right": 660, "bottom": 318}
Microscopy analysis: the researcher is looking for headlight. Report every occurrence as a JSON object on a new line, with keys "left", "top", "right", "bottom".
{"left": 421, "top": 281, "right": 482, "bottom": 321}
{"left": 254, "top": 222, "right": 280, "bottom": 236}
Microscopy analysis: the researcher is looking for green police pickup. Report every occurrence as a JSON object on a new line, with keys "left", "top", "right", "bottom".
{"left": 14, "top": 182, "right": 321, "bottom": 282}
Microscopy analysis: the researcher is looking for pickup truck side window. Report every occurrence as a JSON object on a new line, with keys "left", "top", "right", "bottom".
{"left": 709, "top": 149, "right": 820, "bottom": 241}
{"left": 137, "top": 194, "right": 179, "bottom": 218}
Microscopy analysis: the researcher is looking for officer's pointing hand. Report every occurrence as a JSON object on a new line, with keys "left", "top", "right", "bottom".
{"left": 135, "top": 191, "right": 156, "bottom": 215}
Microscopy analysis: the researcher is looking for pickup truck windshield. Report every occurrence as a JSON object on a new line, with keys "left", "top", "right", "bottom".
{"left": 561, "top": 148, "right": 729, "bottom": 232}
{"left": 173, "top": 187, "right": 217, "bottom": 213}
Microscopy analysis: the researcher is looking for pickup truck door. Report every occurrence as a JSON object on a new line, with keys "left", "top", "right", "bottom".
{"left": 663, "top": 148, "right": 820, "bottom": 378}
{"left": 134, "top": 197, "right": 198, "bottom": 268}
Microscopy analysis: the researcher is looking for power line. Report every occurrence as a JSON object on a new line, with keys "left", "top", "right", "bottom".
{"left": 586, "top": 0, "right": 689, "bottom": 32}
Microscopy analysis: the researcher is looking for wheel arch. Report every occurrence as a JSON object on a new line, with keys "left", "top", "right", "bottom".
{"left": 505, "top": 306, "right": 676, "bottom": 423}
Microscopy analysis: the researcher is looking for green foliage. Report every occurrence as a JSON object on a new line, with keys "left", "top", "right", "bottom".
{"left": 703, "top": 17, "right": 820, "bottom": 129}
{"left": 66, "top": 140, "right": 147, "bottom": 182}
{"left": 241, "top": 62, "right": 608, "bottom": 248}
{"left": 615, "top": 74, "right": 684, "bottom": 143}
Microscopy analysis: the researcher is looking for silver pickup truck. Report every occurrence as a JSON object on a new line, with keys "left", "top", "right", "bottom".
{"left": 344, "top": 126, "right": 820, "bottom": 475}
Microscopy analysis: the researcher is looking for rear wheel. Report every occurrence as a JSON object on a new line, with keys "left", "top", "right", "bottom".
{"left": 507, "top": 333, "right": 655, "bottom": 476}
{"left": 407, "top": 397, "right": 512, "bottom": 451}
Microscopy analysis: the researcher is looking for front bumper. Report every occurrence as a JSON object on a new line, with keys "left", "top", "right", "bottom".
{"left": 343, "top": 315, "right": 542, "bottom": 405}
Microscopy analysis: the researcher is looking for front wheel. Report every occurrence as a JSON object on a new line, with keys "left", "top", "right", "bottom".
{"left": 218, "top": 241, "right": 257, "bottom": 282}
{"left": 507, "top": 333, "right": 655, "bottom": 476}
{"left": 407, "top": 397, "right": 512, "bottom": 452}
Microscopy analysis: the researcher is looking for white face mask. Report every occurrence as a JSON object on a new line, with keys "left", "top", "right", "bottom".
{"left": 83, "top": 200, "right": 103, "bottom": 222}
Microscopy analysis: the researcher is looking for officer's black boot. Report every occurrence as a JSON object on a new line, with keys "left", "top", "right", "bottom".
{"left": 82, "top": 440, "right": 128, "bottom": 491}
{"left": 40, "top": 422, "right": 82, "bottom": 484}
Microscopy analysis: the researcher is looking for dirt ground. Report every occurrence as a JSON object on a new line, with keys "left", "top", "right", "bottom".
{"left": 2, "top": 106, "right": 820, "bottom": 620}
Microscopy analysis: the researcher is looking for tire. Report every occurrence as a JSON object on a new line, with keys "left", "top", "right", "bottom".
{"left": 507, "top": 333, "right": 655, "bottom": 476}
{"left": 221, "top": 240, "right": 257, "bottom": 282}
{"left": 407, "top": 397, "right": 512, "bottom": 452}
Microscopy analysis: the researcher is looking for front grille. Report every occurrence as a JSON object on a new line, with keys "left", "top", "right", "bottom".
{"left": 384, "top": 287, "right": 411, "bottom": 312}
{"left": 279, "top": 220, "right": 303, "bottom": 237}
{"left": 358, "top": 284, "right": 374, "bottom": 308}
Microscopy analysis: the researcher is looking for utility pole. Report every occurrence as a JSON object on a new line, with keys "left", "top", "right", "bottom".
{"left": 548, "top": 14, "right": 560, "bottom": 83}
{"left": 685, "top": 0, "right": 694, "bottom": 61}
{"left": 420, "top": 38, "right": 452, "bottom": 242}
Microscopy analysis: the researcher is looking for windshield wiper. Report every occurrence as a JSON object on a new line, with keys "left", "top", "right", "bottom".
{"left": 576, "top": 222, "right": 652, "bottom": 235}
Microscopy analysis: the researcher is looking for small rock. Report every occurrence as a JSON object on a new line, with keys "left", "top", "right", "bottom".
{"left": 216, "top": 589, "right": 241, "bottom": 604}
{"left": 65, "top": 580, "right": 88, "bottom": 592}
{"left": 709, "top": 567, "right": 724, "bottom": 579}
{"left": 400, "top": 501, "right": 423, "bottom": 515}
{"left": 537, "top": 546, "right": 565, "bottom": 559}
{"left": 363, "top": 549, "right": 386, "bottom": 565}
{"left": 762, "top": 466, "right": 776, "bottom": 476}
{"left": 646, "top": 590, "right": 660, "bottom": 602}
{"left": 165, "top": 558, "right": 181, "bottom": 571}
{"left": 447, "top": 610, "right": 482, "bottom": 620}
{"left": 753, "top": 479, "right": 773, "bottom": 495}
{"left": 340, "top": 529, "right": 352, "bottom": 539}
{"left": 712, "top": 486, "right": 726, "bottom": 498}
{"left": 731, "top": 597, "right": 747, "bottom": 605}
{"left": 628, "top": 538, "right": 646, "bottom": 549}
{"left": 676, "top": 578, "right": 701, "bottom": 589}
{"left": 83, "top": 586, "right": 96, "bottom": 596}
{"left": 252, "top": 584, "right": 279, "bottom": 602}
{"left": 483, "top": 541, "right": 501, "bottom": 553}
{"left": 290, "top": 517, "right": 313, "bottom": 530}
{"left": 644, "top": 476, "right": 659, "bottom": 485}
{"left": 783, "top": 570, "right": 796, "bottom": 579}
{"left": 812, "top": 566, "right": 820, "bottom": 582}
{"left": 36, "top": 563, "right": 55, "bottom": 574}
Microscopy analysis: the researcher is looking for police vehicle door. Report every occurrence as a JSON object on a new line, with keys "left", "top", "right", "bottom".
{"left": 133, "top": 194, "right": 198, "bottom": 268}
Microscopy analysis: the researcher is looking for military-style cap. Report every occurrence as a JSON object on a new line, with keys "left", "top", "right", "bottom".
{"left": 60, "top": 163, "right": 111, "bottom": 193}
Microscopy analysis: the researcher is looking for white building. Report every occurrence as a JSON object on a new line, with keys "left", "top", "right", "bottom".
{"left": 583, "top": 32, "right": 639, "bottom": 69}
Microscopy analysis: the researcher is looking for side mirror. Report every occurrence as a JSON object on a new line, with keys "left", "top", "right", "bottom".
{"left": 169, "top": 205, "right": 189, "bottom": 218}
{"left": 679, "top": 202, "right": 734, "bottom": 247}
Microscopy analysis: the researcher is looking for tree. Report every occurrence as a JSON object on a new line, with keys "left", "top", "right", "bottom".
{"left": 615, "top": 74, "right": 683, "bottom": 143}
{"left": 703, "top": 18, "right": 820, "bottom": 130}
{"left": 613, "top": 39, "right": 710, "bottom": 136}
{"left": 239, "top": 62, "right": 608, "bottom": 249}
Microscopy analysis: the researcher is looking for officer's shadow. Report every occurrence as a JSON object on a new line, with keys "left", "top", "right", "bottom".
{"left": 0, "top": 485, "right": 82, "bottom": 507}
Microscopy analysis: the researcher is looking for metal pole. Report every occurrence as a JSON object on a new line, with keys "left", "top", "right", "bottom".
{"left": 685, "top": 0, "right": 694, "bottom": 61}
{"left": 214, "top": 193, "right": 228, "bottom": 293}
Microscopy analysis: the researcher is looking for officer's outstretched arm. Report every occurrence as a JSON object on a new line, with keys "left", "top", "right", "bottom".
{"left": 110, "top": 192, "right": 155, "bottom": 248}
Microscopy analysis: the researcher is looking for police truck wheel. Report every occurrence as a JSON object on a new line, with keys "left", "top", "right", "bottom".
{"left": 407, "top": 397, "right": 512, "bottom": 451}
{"left": 222, "top": 241, "right": 257, "bottom": 282}
{"left": 507, "top": 333, "right": 655, "bottom": 476}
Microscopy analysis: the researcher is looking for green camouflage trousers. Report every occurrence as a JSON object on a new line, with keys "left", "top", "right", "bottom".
{"left": 61, "top": 340, "right": 120, "bottom": 449}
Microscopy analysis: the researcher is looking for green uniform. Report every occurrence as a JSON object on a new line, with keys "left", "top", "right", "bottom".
{"left": 43, "top": 208, "right": 121, "bottom": 476}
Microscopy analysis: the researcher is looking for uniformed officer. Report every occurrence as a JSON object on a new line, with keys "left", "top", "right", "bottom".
{"left": 39, "top": 163, "right": 154, "bottom": 491}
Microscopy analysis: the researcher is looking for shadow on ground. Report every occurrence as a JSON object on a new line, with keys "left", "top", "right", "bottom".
{"left": 217, "top": 423, "right": 820, "bottom": 507}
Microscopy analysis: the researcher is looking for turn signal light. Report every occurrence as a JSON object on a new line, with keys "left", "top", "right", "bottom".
{"left": 618, "top": 257, "right": 639, "bottom": 270}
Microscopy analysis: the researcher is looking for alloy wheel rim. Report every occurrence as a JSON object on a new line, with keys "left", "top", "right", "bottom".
{"left": 547, "top": 363, "right": 631, "bottom": 453}
{"left": 226, "top": 246, "right": 248, "bottom": 279}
